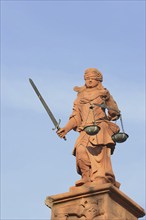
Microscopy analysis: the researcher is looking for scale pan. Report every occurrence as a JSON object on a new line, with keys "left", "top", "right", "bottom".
{"left": 112, "top": 132, "right": 129, "bottom": 143}
{"left": 84, "top": 125, "right": 100, "bottom": 136}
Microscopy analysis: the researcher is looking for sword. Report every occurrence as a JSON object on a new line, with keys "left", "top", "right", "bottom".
{"left": 29, "top": 78, "right": 66, "bottom": 141}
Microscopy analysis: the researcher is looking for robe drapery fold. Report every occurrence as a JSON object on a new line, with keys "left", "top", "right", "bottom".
{"left": 70, "top": 86, "right": 120, "bottom": 183}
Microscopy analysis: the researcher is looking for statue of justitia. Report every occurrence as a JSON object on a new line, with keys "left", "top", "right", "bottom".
{"left": 57, "top": 68, "right": 121, "bottom": 187}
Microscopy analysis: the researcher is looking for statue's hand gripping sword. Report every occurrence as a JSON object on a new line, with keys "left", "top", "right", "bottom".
{"left": 29, "top": 78, "right": 66, "bottom": 141}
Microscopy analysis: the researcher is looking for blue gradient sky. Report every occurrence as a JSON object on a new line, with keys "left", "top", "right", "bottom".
{"left": 1, "top": 1, "right": 145, "bottom": 219}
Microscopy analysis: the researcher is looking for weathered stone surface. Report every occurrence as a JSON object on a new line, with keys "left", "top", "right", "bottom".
{"left": 45, "top": 183, "right": 145, "bottom": 220}
{"left": 57, "top": 68, "right": 127, "bottom": 187}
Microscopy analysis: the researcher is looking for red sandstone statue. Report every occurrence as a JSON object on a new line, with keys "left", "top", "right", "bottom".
{"left": 57, "top": 68, "right": 122, "bottom": 187}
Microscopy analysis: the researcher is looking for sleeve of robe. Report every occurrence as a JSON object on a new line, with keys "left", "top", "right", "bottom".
{"left": 105, "top": 91, "right": 120, "bottom": 121}
{"left": 69, "top": 96, "right": 82, "bottom": 130}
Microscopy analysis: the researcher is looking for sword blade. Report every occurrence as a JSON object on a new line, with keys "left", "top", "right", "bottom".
{"left": 29, "top": 78, "right": 59, "bottom": 129}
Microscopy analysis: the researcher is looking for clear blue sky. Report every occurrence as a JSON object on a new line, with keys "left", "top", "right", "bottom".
{"left": 1, "top": 1, "right": 145, "bottom": 219}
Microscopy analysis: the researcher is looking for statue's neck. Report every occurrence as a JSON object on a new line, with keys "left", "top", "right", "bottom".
{"left": 85, "top": 85, "right": 100, "bottom": 92}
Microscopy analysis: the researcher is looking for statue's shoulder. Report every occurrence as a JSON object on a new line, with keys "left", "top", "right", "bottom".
{"left": 73, "top": 86, "right": 86, "bottom": 94}
{"left": 100, "top": 87, "right": 110, "bottom": 94}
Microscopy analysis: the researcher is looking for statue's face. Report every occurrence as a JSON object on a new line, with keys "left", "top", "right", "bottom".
{"left": 84, "top": 73, "right": 99, "bottom": 88}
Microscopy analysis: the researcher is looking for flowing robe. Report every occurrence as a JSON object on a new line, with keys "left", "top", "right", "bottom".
{"left": 70, "top": 86, "right": 120, "bottom": 184}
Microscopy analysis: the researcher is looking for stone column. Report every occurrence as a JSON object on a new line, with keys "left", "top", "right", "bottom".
{"left": 45, "top": 183, "right": 145, "bottom": 220}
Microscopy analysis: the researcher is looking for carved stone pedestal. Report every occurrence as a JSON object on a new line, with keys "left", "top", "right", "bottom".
{"left": 45, "top": 183, "right": 145, "bottom": 220}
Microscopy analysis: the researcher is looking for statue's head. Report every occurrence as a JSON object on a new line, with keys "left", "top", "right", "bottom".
{"left": 84, "top": 68, "right": 103, "bottom": 88}
{"left": 84, "top": 68, "right": 103, "bottom": 81}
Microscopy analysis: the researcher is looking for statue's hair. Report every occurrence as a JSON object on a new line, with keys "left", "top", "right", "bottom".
{"left": 84, "top": 68, "right": 103, "bottom": 82}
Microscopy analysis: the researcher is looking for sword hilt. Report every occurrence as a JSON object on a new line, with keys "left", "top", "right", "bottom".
{"left": 52, "top": 119, "right": 67, "bottom": 141}
{"left": 63, "top": 136, "right": 67, "bottom": 141}
{"left": 52, "top": 119, "right": 61, "bottom": 130}
{"left": 57, "top": 127, "right": 67, "bottom": 141}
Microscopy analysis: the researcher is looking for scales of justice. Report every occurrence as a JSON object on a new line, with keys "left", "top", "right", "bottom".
{"left": 30, "top": 68, "right": 145, "bottom": 220}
